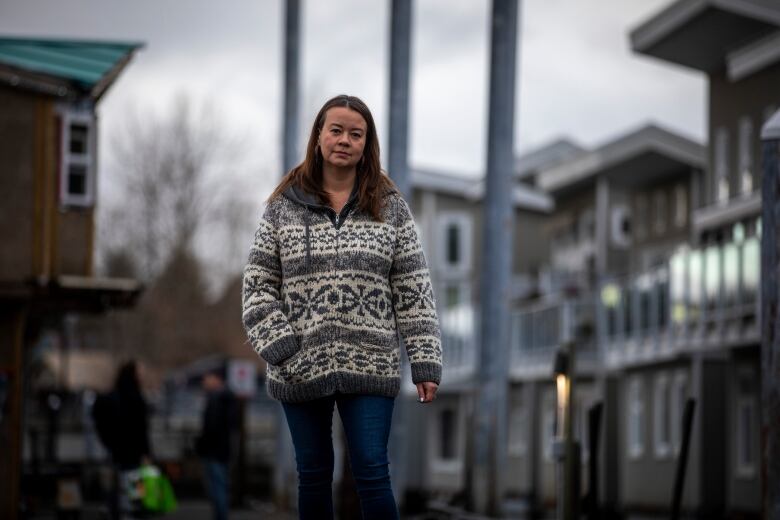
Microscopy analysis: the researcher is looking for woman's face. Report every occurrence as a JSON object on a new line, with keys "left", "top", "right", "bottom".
{"left": 318, "top": 106, "right": 367, "bottom": 171}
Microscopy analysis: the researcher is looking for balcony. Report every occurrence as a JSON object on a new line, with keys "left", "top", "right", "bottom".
{"left": 509, "top": 297, "right": 599, "bottom": 380}
{"left": 598, "top": 229, "right": 760, "bottom": 368}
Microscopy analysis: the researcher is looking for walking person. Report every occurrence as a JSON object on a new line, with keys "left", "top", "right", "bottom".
{"left": 242, "top": 94, "right": 442, "bottom": 519}
{"left": 91, "top": 360, "right": 152, "bottom": 519}
{"left": 195, "top": 367, "right": 238, "bottom": 520}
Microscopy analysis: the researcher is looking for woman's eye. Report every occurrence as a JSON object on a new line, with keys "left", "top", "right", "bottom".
{"left": 331, "top": 128, "right": 341, "bottom": 134}
{"left": 351, "top": 133, "right": 362, "bottom": 139}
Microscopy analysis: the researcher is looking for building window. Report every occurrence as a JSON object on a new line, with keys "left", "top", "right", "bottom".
{"left": 653, "top": 191, "right": 667, "bottom": 235}
{"left": 507, "top": 391, "right": 527, "bottom": 456}
{"left": 670, "top": 248, "right": 687, "bottom": 325}
{"left": 60, "top": 110, "right": 95, "bottom": 207}
{"left": 670, "top": 372, "right": 688, "bottom": 456}
{"left": 436, "top": 212, "right": 472, "bottom": 275}
{"left": 674, "top": 184, "right": 687, "bottom": 228}
{"left": 439, "top": 281, "right": 474, "bottom": 369}
{"left": 704, "top": 245, "right": 721, "bottom": 311}
{"left": 653, "top": 373, "right": 671, "bottom": 458}
{"left": 627, "top": 376, "right": 644, "bottom": 459}
{"left": 714, "top": 126, "right": 730, "bottom": 204}
{"left": 735, "top": 371, "right": 757, "bottom": 478}
{"left": 439, "top": 408, "right": 457, "bottom": 461}
{"left": 738, "top": 116, "right": 754, "bottom": 195}
{"left": 610, "top": 205, "right": 631, "bottom": 248}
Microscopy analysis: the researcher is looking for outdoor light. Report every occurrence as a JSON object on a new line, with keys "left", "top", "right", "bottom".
{"left": 553, "top": 349, "right": 569, "bottom": 440}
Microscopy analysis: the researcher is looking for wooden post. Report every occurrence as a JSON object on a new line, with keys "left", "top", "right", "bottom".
{"left": 0, "top": 304, "right": 28, "bottom": 520}
{"left": 760, "top": 110, "right": 780, "bottom": 520}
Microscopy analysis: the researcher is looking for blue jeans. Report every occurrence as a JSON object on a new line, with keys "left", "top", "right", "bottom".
{"left": 282, "top": 394, "right": 399, "bottom": 520}
{"left": 203, "top": 459, "right": 229, "bottom": 520}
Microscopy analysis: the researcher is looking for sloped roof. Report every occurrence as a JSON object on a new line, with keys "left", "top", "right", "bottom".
{"left": 630, "top": 0, "right": 780, "bottom": 74}
{"left": 411, "top": 168, "right": 554, "bottom": 213}
{"left": 537, "top": 123, "right": 705, "bottom": 195}
{"left": 0, "top": 37, "right": 143, "bottom": 99}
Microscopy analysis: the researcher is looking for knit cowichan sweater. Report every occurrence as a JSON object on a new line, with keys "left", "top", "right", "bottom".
{"left": 242, "top": 182, "right": 442, "bottom": 403}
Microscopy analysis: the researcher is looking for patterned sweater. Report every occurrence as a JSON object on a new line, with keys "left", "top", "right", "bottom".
{"left": 242, "top": 180, "right": 443, "bottom": 403}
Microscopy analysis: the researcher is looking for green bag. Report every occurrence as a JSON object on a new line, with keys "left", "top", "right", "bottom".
{"left": 137, "top": 464, "right": 178, "bottom": 513}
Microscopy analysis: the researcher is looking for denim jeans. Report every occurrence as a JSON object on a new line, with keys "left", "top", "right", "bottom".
{"left": 281, "top": 393, "right": 399, "bottom": 520}
{"left": 203, "top": 459, "right": 229, "bottom": 520}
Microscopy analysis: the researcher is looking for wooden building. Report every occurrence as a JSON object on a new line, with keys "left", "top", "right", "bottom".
{"left": 0, "top": 38, "right": 143, "bottom": 519}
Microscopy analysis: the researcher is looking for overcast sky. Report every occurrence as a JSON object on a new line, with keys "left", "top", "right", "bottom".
{"left": 0, "top": 0, "right": 706, "bottom": 195}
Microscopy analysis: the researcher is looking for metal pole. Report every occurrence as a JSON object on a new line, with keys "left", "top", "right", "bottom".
{"left": 388, "top": 0, "right": 412, "bottom": 200}
{"left": 276, "top": 0, "right": 300, "bottom": 510}
{"left": 760, "top": 110, "right": 780, "bottom": 520}
{"left": 473, "top": 0, "right": 520, "bottom": 514}
{"left": 282, "top": 0, "right": 300, "bottom": 175}
{"left": 387, "top": 0, "right": 413, "bottom": 508}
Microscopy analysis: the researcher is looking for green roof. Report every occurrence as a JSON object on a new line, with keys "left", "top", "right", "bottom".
{"left": 0, "top": 37, "right": 143, "bottom": 91}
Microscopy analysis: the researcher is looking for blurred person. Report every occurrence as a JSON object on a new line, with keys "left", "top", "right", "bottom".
{"left": 92, "top": 359, "right": 152, "bottom": 519}
{"left": 195, "top": 367, "right": 238, "bottom": 520}
{"left": 242, "top": 94, "right": 443, "bottom": 519}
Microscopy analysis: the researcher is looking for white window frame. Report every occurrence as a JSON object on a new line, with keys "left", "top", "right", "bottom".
{"left": 738, "top": 116, "right": 754, "bottom": 196}
{"left": 627, "top": 376, "right": 644, "bottom": 460}
{"left": 610, "top": 204, "right": 631, "bottom": 248}
{"left": 436, "top": 212, "right": 472, "bottom": 276}
{"left": 670, "top": 371, "right": 688, "bottom": 456}
{"left": 653, "top": 373, "right": 672, "bottom": 459}
{"left": 59, "top": 109, "right": 96, "bottom": 208}
{"left": 735, "top": 369, "right": 757, "bottom": 479}
{"left": 714, "top": 126, "right": 730, "bottom": 204}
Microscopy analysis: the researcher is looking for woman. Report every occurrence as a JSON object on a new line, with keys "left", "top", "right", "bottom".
{"left": 242, "top": 94, "right": 442, "bottom": 519}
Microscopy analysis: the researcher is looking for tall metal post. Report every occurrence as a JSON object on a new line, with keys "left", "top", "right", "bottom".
{"left": 276, "top": 0, "right": 300, "bottom": 510}
{"left": 387, "top": 0, "right": 413, "bottom": 508}
{"left": 760, "top": 110, "right": 780, "bottom": 520}
{"left": 388, "top": 0, "right": 412, "bottom": 200}
{"left": 282, "top": 0, "right": 300, "bottom": 175}
{"left": 472, "top": 0, "right": 520, "bottom": 514}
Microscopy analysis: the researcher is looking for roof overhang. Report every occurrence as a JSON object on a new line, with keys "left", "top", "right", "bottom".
{"left": 630, "top": 0, "right": 780, "bottom": 73}
{"left": 537, "top": 124, "right": 705, "bottom": 196}
{"left": 411, "top": 168, "right": 554, "bottom": 213}
{"left": 0, "top": 275, "right": 143, "bottom": 312}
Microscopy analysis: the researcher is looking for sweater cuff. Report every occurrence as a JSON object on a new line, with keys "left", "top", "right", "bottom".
{"left": 411, "top": 362, "right": 442, "bottom": 385}
{"left": 259, "top": 335, "right": 300, "bottom": 366}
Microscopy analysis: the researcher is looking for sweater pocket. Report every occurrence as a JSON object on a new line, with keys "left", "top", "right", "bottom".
{"left": 358, "top": 341, "right": 400, "bottom": 378}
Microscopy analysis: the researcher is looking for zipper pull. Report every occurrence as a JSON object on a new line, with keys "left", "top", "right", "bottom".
{"left": 335, "top": 213, "right": 340, "bottom": 226}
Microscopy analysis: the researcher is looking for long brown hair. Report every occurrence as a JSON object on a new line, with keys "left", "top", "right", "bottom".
{"left": 268, "top": 94, "right": 399, "bottom": 222}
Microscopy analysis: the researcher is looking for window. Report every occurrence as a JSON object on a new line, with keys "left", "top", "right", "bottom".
{"left": 627, "top": 376, "right": 645, "bottom": 459}
{"left": 738, "top": 116, "right": 754, "bottom": 195}
{"left": 59, "top": 110, "right": 95, "bottom": 207}
{"left": 653, "top": 373, "right": 671, "bottom": 458}
{"left": 653, "top": 191, "right": 667, "bottom": 235}
{"left": 688, "top": 249, "right": 703, "bottom": 321}
{"left": 439, "top": 409, "right": 457, "bottom": 461}
{"left": 657, "top": 269, "right": 669, "bottom": 330}
{"left": 610, "top": 205, "right": 631, "bottom": 248}
{"left": 714, "top": 127, "right": 730, "bottom": 204}
{"left": 439, "top": 281, "right": 474, "bottom": 369}
{"left": 735, "top": 371, "right": 757, "bottom": 478}
{"left": 507, "top": 391, "right": 528, "bottom": 456}
{"left": 742, "top": 235, "right": 760, "bottom": 304}
{"left": 436, "top": 213, "right": 472, "bottom": 275}
{"left": 670, "top": 372, "right": 688, "bottom": 456}
{"left": 670, "top": 248, "right": 687, "bottom": 325}
{"left": 674, "top": 184, "right": 687, "bottom": 228}
{"left": 704, "top": 245, "right": 721, "bottom": 311}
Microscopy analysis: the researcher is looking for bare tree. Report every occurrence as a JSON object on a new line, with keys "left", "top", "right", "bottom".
{"left": 96, "top": 92, "right": 256, "bottom": 370}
